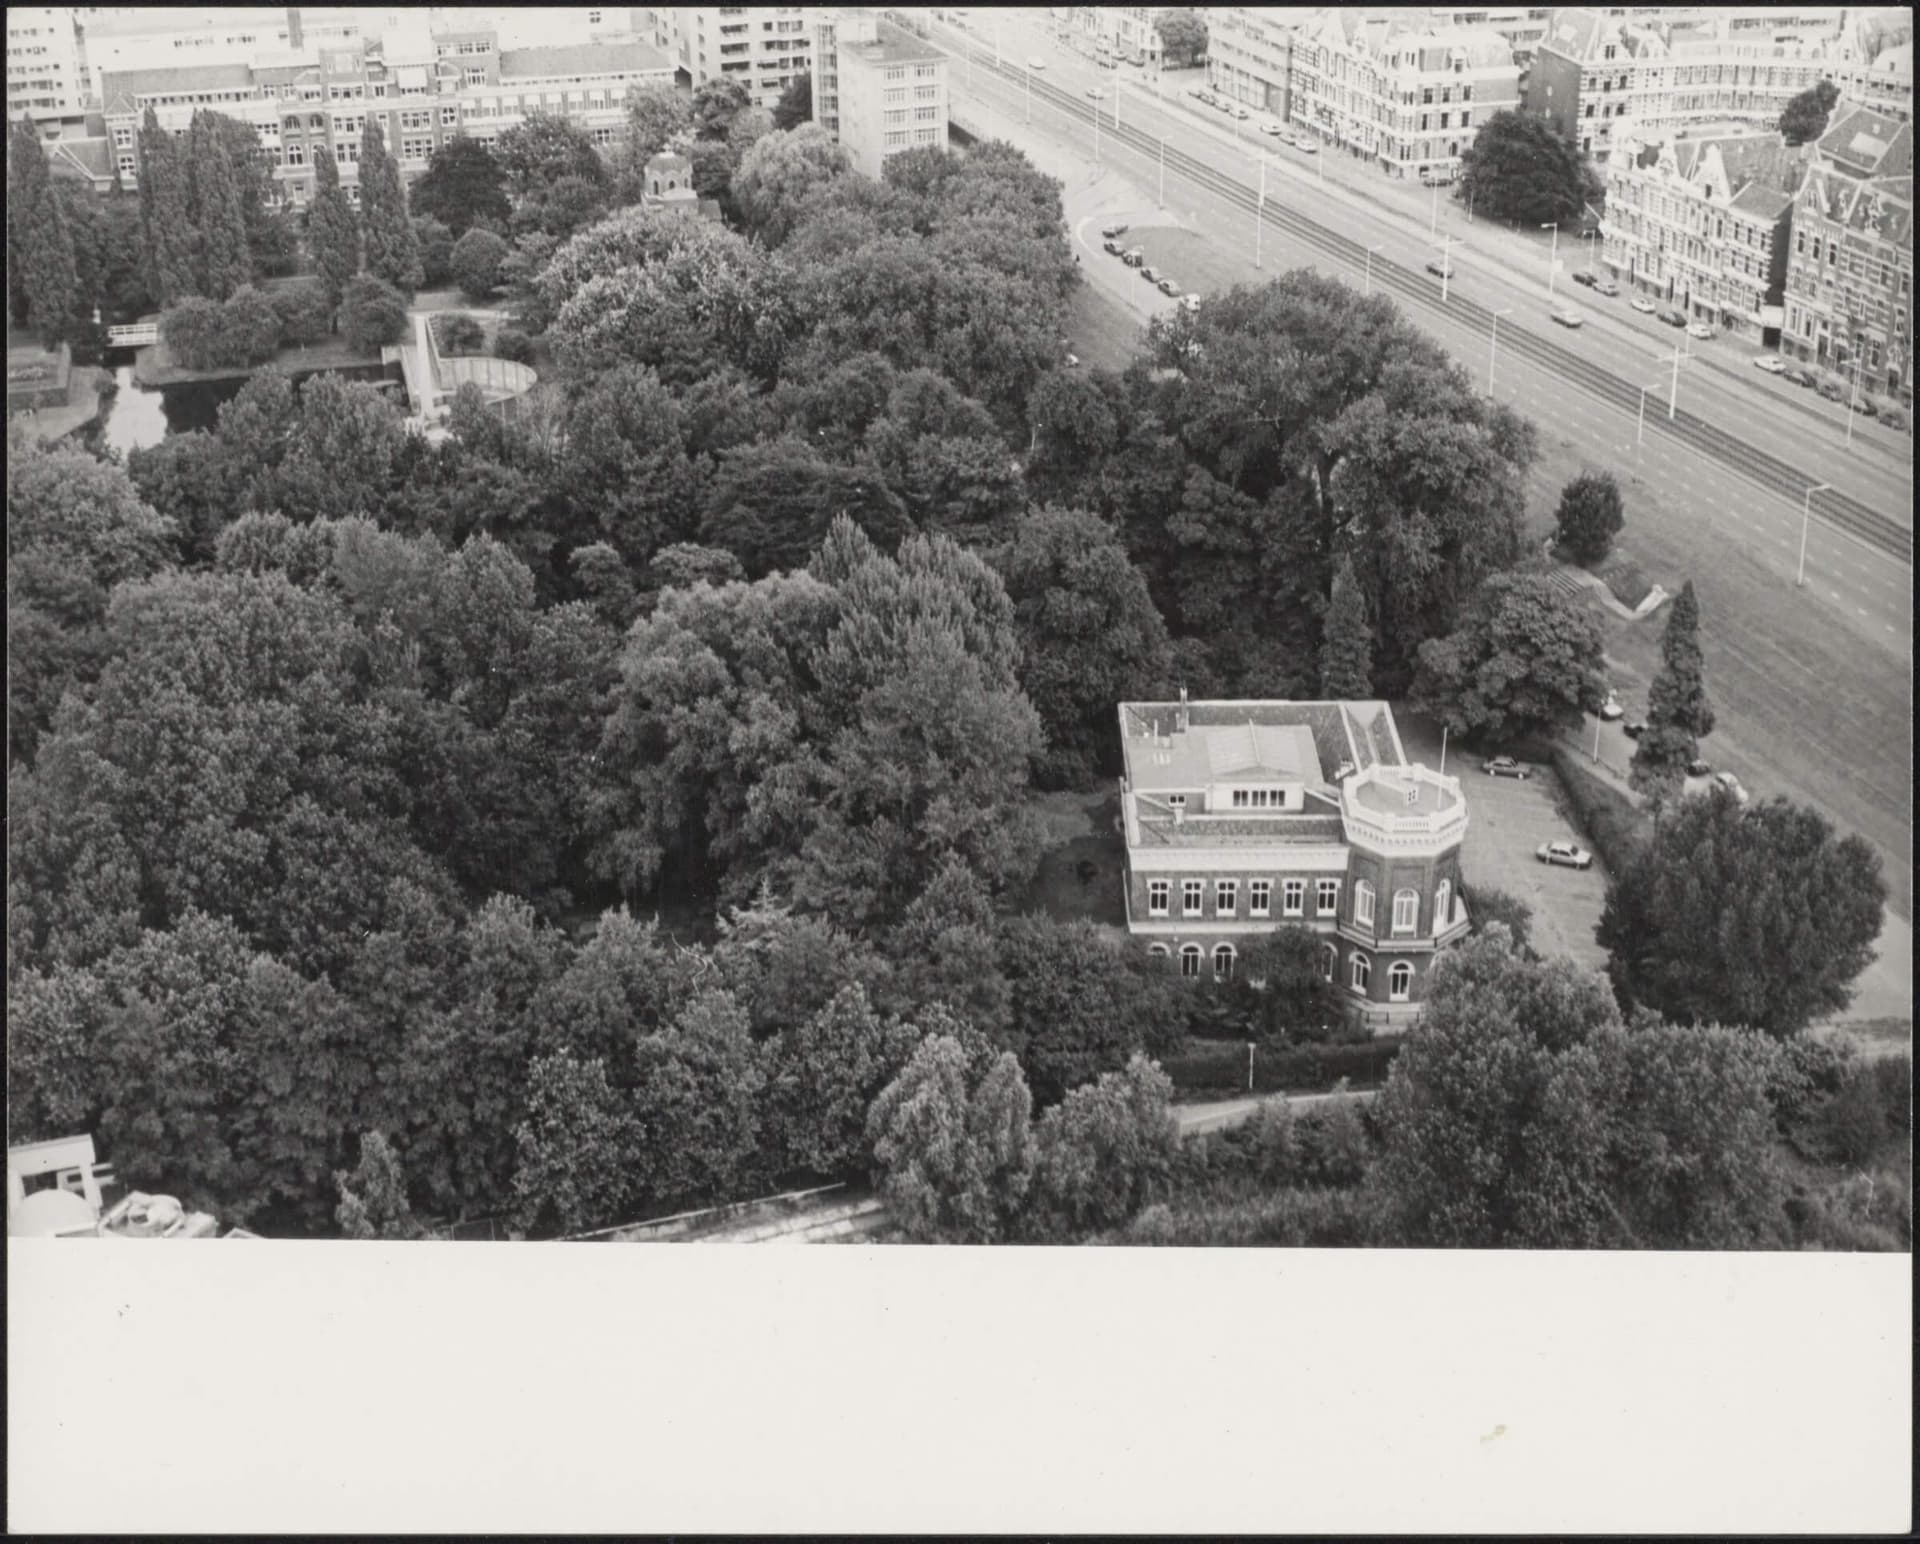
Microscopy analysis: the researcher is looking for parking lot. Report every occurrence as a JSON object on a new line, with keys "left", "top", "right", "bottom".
{"left": 1456, "top": 758, "right": 1612, "bottom": 975}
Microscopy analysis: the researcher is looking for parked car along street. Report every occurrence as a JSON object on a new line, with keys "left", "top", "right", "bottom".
{"left": 1536, "top": 840, "right": 1594, "bottom": 870}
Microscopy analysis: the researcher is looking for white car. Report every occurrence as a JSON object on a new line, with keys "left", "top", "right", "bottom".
{"left": 1630, "top": 296, "right": 1657, "bottom": 314}
{"left": 1600, "top": 691, "right": 1624, "bottom": 721}
{"left": 1536, "top": 840, "right": 1594, "bottom": 870}
{"left": 1027, "top": 56, "right": 1046, "bottom": 70}
{"left": 1550, "top": 307, "right": 1585, "bottom": 329}
{"left": 1259, "top": 120, "right": 1285, "bottom": 135}
{"left": 1686, "top": 321, "right": 1715, "bottom": 341}
{"left": 1084, "top": 84, "right": 1104, "bottom": 98}
{"left": 1752, "top": 354, "right": 1787, "bottom": 374}
{"left": 1180, "top": 293, "right": 1202, "bottom": 313}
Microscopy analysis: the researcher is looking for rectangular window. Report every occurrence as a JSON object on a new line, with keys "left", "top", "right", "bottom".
{"left": 1316, "top": 878, "right": 1339, "bottom": 915}
{"left": 1392, "top": 891, "right": 1418, "bottom": 935}
{"left": 402, "top": 136, "right": 432, "bottom": 161}
{"left": 442, "top": 105, "right": 459, "bottom": 126}
{"left": 112, "top": 125, "right": 134, "bottom": 149}
{"left": 1283, "top": 879, "right": 1305, "bottom": 917}
{"left": 1182, "top": 880, "right": 1204, "bottom": 918}
{"left": 1216, "top": 880, "right": 1238, "bottom": 916}
{"left": 117, "top": 153, "right": 138, "bottom": 176}
{"left": 1148, "top": 880, "right": 1170, "bottom": 918}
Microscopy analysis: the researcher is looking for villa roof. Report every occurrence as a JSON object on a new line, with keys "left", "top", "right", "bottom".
{"left": 101, "top": 62, "right": 257, "bottom": 113}
{"left": 1119, "top": 698, "right": 1405, "bottom": 797}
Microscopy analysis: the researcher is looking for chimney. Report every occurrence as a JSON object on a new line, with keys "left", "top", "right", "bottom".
{"left": 287, "top": 6, "right": 304, "bottom": 50}
{"left": 1177, "top": 686, "right": 1189, "bottom": 734}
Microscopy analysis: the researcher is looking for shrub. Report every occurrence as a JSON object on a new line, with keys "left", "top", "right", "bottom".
{"left": 1462, "top": 882, "right": 1535, "bottom": 956}
{"left": 1554, "top": 469, "right": 1625, "bottom": 565}
{"left": 160, "top": 296, "right": 226, "bottom": 371}
{"left": 451, "top": 226, "right": 511, "bottom": 303}
{"left": 1873, "top": 1053, "right": 1912, "bottom": 1136}
{"left": 339, "top": 273, "right": 410, "bottom": 355}
{"left": 1153, "top": 1037, "right": 1402, "bottom": 1097}
{"left": 434, "top": 313, "right": 486, "bottom": 356}
{"left": 222, "top": 285, "right": 282, "bottom": 364}
{"left": 271, "top": 281, "right": 333, "bottom": 347}
{"left": 1121, "top": 1187, "right": 1383, "bottom": 1247}
{"left": 493, "top": 326, "right": 535, "bottom": 364}
{"left": 414, "top": 214, "right": 455, "bottom": 289}
{"left": 1820, "top": 1060, "right": 1893, "bottom": 1166}
{"left": 1552, "top": 748, "right": 1651, "bottom": 876}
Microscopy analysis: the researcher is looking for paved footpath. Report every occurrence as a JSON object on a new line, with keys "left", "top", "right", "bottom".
{"left": 1177, "top": 1086, "right": 1378, "bottom": 1137}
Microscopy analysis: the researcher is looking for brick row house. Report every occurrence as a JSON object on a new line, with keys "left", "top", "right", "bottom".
{"left": 1118, "top": 697, "right": 1470, "bottom": 1032}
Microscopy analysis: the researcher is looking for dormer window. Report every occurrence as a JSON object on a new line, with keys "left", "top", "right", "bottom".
{"left": 1229, "top": 787, "right": 1289, "bottom": 810}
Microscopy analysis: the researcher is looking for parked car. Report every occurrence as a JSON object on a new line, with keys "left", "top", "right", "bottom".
{"left": 1593, "top": 277, "right": 1620, "bottom": 297}
{"left": 1623, "top": 718, "right": 1648, "bottom": 740}
{"left": 1102, "top": 239, "right": 1123, "bottom": 256}
{"left": 1101, "top": 222, "right": 1130, "bottom": 239}
{"left": 1752, "top": 354, "right": 1787, "bottom": 374}
{"left": 1879, "top": 405, "right": 1908, "bottom": 431}
{"left": 1852, "top": 396, "right": 1880, "bottom": 418}
{"left": 1085, "top": 84, "right": 1105, "bottom": 98}
{"left": 1784, "top": 366, "right": 1819, "bottom": 388}
{"left": 1418, "top": 166, "right": 1456, "bottom": 186}
{"left": 1141, "top": 264, "right": 1161, "bottom": 282}
{"left": 1233, "top": 105, "right": 1251, "bottom": 119}
{"left": 1686, "top": 321, "right": 1715, "bottom": 341}
{"left": 1063, "top": 352, "right": 1080, "bottom": 368}
{"left": 1817, "top": 377, "right": 1849, "bottom": 402}
{"left": 1572, "top": 269, "right": 1597, "bottom": 288}
{"left": 1600, "top": 692, "right": 1624, "bottom": 721}
{"left": 1294, "top": 139, "right": 1318, "bottom": 154}
{"left": 1550, "top": 307, "right": 1585, "bottom": 328}
{"left": 1122, "top": 247, "right": 1146, "bottom": 267}
{"left": 1180, "top": 293, "right": 1202, "bottom": 313}
{"left": 1028, "top": 56, "right": 1046, "bottom": 70}
{"left": 1483, "top": 756, "right": 1530, "bottom": 780}
{"left": 1712, "top": 771, "right": 1751, "bottom": 806}
{"left": 1630, "top": 296, "right": 1658, "bottom": 314}
{"left": 1536, "top": 840, "right": 1594, "bottom": 870}
{"left": 1658, "top": 307, "right": 1688, "bottom": 327}
{"left": 1157, "top": 276, "right": 1180, "bottom": 295}
{"left": 1687, "top": 758, "right": 1712, "bottom": 778}
{"left": 1260, "top": 119, "right": 1285, "bottom": 135}
{"left": 1425, "top": 257, "right": 1455, "bottom": 278}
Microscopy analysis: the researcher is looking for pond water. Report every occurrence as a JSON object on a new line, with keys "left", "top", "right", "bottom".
{"left": 96, "top": 355, "right": 393, "bottom": 456}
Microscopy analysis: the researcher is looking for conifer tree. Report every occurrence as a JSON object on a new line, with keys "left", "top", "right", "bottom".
{"left": 7, "top": 118, "right": 81, "bottom": 344}
{"left": 358, "top": 120, "right": 424, "bottom": 295}
{"left": 1319, "top": 553, "right": 1375, "bottom": 699}
{"left": 1630, "top": 579, "right": 1714, "bottom": 795}
{"left": 191, "top": 112, "right": 253, "bottom": 301}
{"left": 308, "top": 147, "right": 362, "bottom": 322}
{"left": 138, "top": 106, "right": 200, "bottom": 305}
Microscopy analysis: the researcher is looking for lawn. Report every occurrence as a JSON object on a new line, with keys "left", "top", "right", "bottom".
{"left": 1064, "top": 275, "right": 1148, "bottom": 373}
{"left": 1013, "top": 786, "right": 1129, "bottom": 927}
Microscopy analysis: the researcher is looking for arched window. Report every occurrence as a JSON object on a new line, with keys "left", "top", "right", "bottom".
{"left": 1389, "top": 961, "right": 1413, "bottom": 1002}
{"left": 1433, "top": 879, "right": 1452, "bottom": 933}
{"left": 1350, "top": 951, "right": 1371, "bottom": 995}
{"left": 1213, "top": 943, "right": 1236, "bottom": 981}
{"left": 1320, "top": 942, "right": 1338, "bottom": 982}
{"left": 1148, "top": 943, "right": 1172, "bottom": 965}
{"left": 1353, "top": 880, "right": 1376, "bottom": 928}
{"left": 1392, "top": 888, "right": 1419, "bottom": 935}
{"left": 1180, "top": 944, "right": 1203, "bottom": 979}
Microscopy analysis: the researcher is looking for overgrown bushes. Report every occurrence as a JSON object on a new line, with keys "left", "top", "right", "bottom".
{"left": 493, "top": 327, "right": 535, "bottom": 364}
{"left": 159, "top": 285, "right": 284, "bottom": 371}
{"left": 339, "top": 273, "right": 410, "bottom": 354}
{"left": 432, "top": 313, "right": 486, "bottom": 356}
{"left": 1552, "top": 748, "right": 1651, "bottom": 874}
{"left": 270, "top": 281, "right": 333, "bottom": 347}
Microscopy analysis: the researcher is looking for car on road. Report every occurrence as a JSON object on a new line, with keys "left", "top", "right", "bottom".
{"left": 1260, "top": 119, "right": 1285, "bottom": 135}
{"left": 1752, "top": 354, "right": 1787, "bottom": 374}
{"left": 1623, "top": 718, "right": 1648, "bottom": 739}
{"left": 1197, "top": 91, "right": 1217, "bottom": 107}
{"left": 1657, "top": 307, "right": 1688, "bottom": 327}
{"left": 1817, "top": 377, "right": 1849, "bottom": 402}
{"left": 1028, "top": 56, "right": 1046, "bottom": 70}
{"left": 1102, "top": 239, "right": 1123, "bottom": 256}
{"left": 1141, "top": 264, "right": 1161, "bottom": 282}
{"left": 1687, "top": 758, "right": 1712, "bottom": 778}
{"left": 1784, "top": 366, "right": 1819, "bottom": 388}
{"left": 1572, "top": 269, "right": 1596, "bottom": 288}
{"left": 1686, "top": 321, "right": 1715, "bottom": 341}
{"left": 1122, "top": 247, "right": 1146, "bottom": 266}
{"left": 1158, "top": 276, "right": 1180, "bottom": 295}
{"left": 1550, "top": 307, "right": 1585, "bottom": 328}
{"left": 1425, "top": 257, "right": 1455, "bottom": 278}
{"left": 1630, "top": 296, "right": 1658, "bottom": 314}
{"left": 1536, "top": 840, "right": 1594, "bottom": 870}
{"left": 1483, "top": 756, "right": 1530, "bottom": 780}
{"left": 1101, "top": 222, "right": 1130, "bottom": 239}
{"left": 1600, "top": 691, "right": 1624, "bottom": 721}
{"left": 1592, "top": 277, "right": 1620, "bottom": 296}
{"left": 1181, "top": 293, "right": 1202, "bottom": 312}
{"left": 1085, "top": 84, "right": 1104, "bottom": 98}
{"left": 1233, "top": 105, "right": 1250, "bottom": 119}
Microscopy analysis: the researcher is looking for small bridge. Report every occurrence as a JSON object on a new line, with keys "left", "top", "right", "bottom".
{"left": 106, "top": 322, "right": 158, "bottom": 347}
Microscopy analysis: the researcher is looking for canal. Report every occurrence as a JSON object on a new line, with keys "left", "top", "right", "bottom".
{"left": 95, "top": 351, "right": 394, "bottom": 455}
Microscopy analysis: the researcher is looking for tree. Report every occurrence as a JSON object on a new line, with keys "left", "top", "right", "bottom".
{"left": 559, "top": 362, "right": 705, "bottom": 568}
{"left": 867, "top": 1035, "right": 1036, "bottom": 1243}
{"left": 1239, "top": 926, "right": 1343, "bottom": 1041}
{"left": 990, "top": 506, "right": 1174, "bottom": 787}
{"left": 450, "top": 226, "right": 510, "bottom": 302}
{"left": 1779, "top": 79, "right": 1840, "bottom": 147}
{"left": 1554, "top": 469, "right": 1625, "bottom": 565}
{"left": 1026, "top": 1055, "right": 1180, "bottom": 1239}
{"left": 413, "top": 214, "right": 455, "bottom": 288}
{"left": 1458, "top": 109, "right": 1600, "bottom": 227}
{"left": 8, "top": 118, "right": 82, "bottom": 342}
{"left": 223, "top": 284, "right": 283, "bottom": 363}
{"left": 772, "top": 70, "right": 813, "bottom": 132}
{"left": 138, "top": 107, "right": 200, "bottom": 306}
{"left": 1318, "top": 552, "right": 1374, "bottom": 699}
{"left": 1462, "top": 883, "right": 1534, "bottom": 957}
{"left": 1411, "top": 571, "right": 1607, "bottom": 741}
{"left": 335, "top": 1131, "right": 425, "bottom": 1239}
{"left": 339, "top": 272, "right": 410, "bottom": 354}
{"left": 270, "top": 279, "right": 333, "bottom": 347}
{"left": 1630, "top": 579, "right": 1713, "bottom": 796}
{"left": 189, "top": 111, "right": 253, "bottom": 300}
{"left": 700, "top": 435, "right": 907, "bottom": 577}
{"left": 409, "top": 137, "right": 511, "bottom": 235}
{"left": 762, "top": 983, "right": 917, "bottom": 1178}
{"left": 1154, "top": 10, "right": 1209, "bottom": 67}
{"left": 510, "top": 1050, "right": 642, "bottom": 1236}
{"left": 358, "top": 121, "right": 423, "bottom": 293}
{"left": 308, "top": 147, "right": 361, "bottom": 317}
{"left": 733, "top": 124, "right": 851, "bottom": 246}
{"left": 1598, "top": 793, "right": 1886, "bottom": 1037}
{"left": 611, "top": 83, "right": 696, "bottom": 201}
{"left": 693, "top": 77, "right": 754, "bottom": 141}
{"left": 627, "top": 989, "right": 768, "bottom": 1209}
{"left": 497, "top": 111, "right": 609, "bottom": 202}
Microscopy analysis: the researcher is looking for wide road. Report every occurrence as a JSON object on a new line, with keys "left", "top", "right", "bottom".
{"left": 925, "top": 12, "right": 1914, "bottom": 650}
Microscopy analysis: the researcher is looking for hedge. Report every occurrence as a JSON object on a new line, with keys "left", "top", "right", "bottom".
{"left": 1156, "top": 1035, "right": 1404, "bottom": 1096}
{"left": 1551, "top": 748, "right": 1651, "bottom": 876}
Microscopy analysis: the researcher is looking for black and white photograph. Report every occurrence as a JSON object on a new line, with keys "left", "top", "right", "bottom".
{"left": 6, "top": 2, "right": 1912, "bottom": 1533}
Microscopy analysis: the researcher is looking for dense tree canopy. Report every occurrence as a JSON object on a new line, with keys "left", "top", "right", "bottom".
{"left": 1458, "top": 109, "right": 1603, "bottom": 227}
{"left": 1554, "top": 469, "right": 1624, "bottom": 565}
{"left": 1779, "top": 79, "right": 1840, "bottom": 147}
{"left": 409, "top": 137, "right": 512, "bottom": 235}
{"left": 1412, "top": 570, "right": 1608, "bottom": 741}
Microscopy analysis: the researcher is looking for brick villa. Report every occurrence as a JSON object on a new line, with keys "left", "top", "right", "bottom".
{"left": 1117, "top": 695, "right": 1470, "bottom": 1030}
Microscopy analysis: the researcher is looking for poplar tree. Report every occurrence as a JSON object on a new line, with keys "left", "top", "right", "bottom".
{"left": 308, "top": 147, "right": 362, "bottom": 321}
{"left": 1631, "top": 579, "right": 1714, "bottom": 795}
{"left": 1319, "top": 553, "right": 1375, "bottom": 699}
{"left": 192, "top": 113, "right": 254, "bottom": 301}
{"left": 358, "top": 120, "right": 423, "bottom": 295}
{"left": 138, "top": 107, "right": 200, "bottom": 305}
{"left": 7, "top": 118, "right": 81, "bottom": 344}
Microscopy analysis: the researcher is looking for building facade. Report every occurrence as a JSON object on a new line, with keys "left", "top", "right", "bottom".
{"left": 1524, "top": 9, "right": 1662, "bottom": 162}
{"left": 101, "top": 26, "right": 672, "bottom": 207}
{"left": 1287, "top": 10, "right": 1519, "bottom": 181}
{"left": 8, "top": 6, "right": 90, "bottom": 126}
{"left": 1601, "top": 126, "right": 1803, "bottom": 338}
{"left": 1781, "top": 104, "right": 1913, "bottom": 401}
{"left": 655, "top": 6, "right": 813, "bottom": 111}
{"left": 1204, "top": 6, "right": 1314, "bottom": 117}
{"left": 1118, "top": 697, "right": 1471, "bottom": 1032}
{"left": 811, "top": 8, "right": 946, "bottom": 181}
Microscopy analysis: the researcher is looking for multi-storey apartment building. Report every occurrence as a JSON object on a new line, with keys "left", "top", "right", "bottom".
{"left": 1601, "top": 126, "right": 1804, "bottom": 338}
{"left": 100, "top": 25, "right": 672, "bottom": 207}
{"left": 655, "top": 6, "right": 812, "bottom": 112}
{"left": 1782, "top": 104, "right": 1913, "bottom": 401}
{"left": 811, "top": 8, "right": 946, "bottom": 180}
{"left": 1204, "top": 6, "right": 1317, "bottom": 117}
{"left": 8, "top": 6, "right": 90, "bottom": 126}
{"left": 1118, "top": 696, "right": 1470, "bottom": 1031}
{"left": 1287, "top": 9, "right": 1518, "bottom": 181}
{"left": 1826, "top": 11, "right": 1913, "bottom": 123}
{"left": 1525, "top": 9, "right": 1665, "bottom": 162}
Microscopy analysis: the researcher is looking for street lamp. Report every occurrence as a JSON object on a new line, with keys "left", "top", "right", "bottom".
{"left": 1633, "top": 379, "right": 1664, "bottom": 479}
{"left": 1581, "top": 227, "right": 1598, "bottom": 282}
{"left": 1488, "top": 306, "right": 1514, "bottom": 395}
{"left": 1365, "top": 242, "right": 1383, "bottom": 296}
{"left": 1541, "top": 221, "right": 1560, "bottom": 299}
{"left": 1652, "top": 340, "right": 1687, "bottom": 420}
{"left": 1844, "top": 347, "right": 1865, "bottom": 447}
{"left": 1797, "top": 483, "right": 1832, "bottom": 587}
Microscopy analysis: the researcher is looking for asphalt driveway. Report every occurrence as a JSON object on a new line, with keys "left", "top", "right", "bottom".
{"left": 1457, "top": 757, "right": 1612, "bottom": 974}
